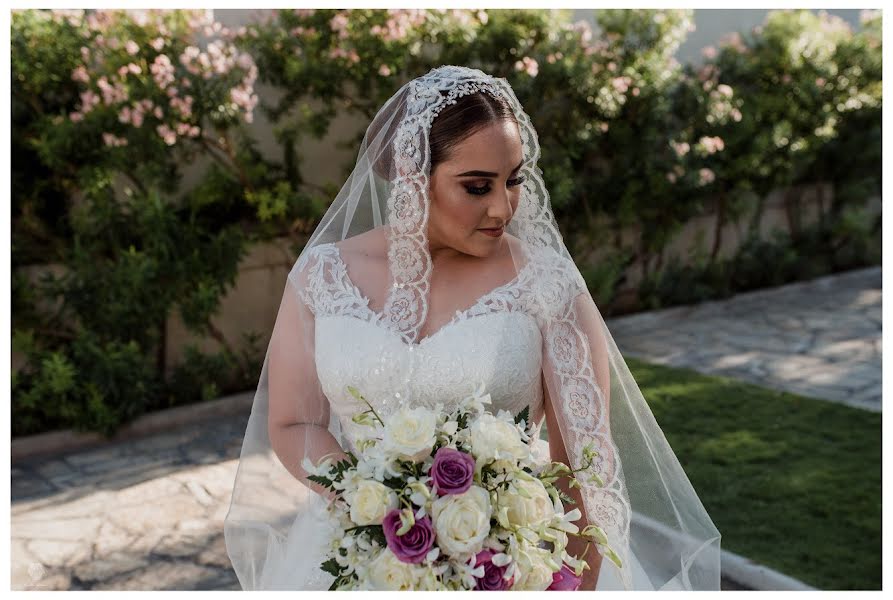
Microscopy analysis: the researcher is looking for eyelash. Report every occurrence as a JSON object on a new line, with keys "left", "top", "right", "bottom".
{"left": 465, "top": 176, "right": 526, "bottom": 196}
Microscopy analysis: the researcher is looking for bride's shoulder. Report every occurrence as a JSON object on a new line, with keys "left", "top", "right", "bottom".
{"left": 333, "top": 227, "right": 387, "bottom": 261}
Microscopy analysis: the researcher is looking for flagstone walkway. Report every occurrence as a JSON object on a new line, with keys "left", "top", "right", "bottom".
{"left": 608, "top": 266, "right": 881, "bottom": 412}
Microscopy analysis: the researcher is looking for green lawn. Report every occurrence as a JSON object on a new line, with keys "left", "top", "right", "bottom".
{"left": 621, "top": 356, "right": 882, "bottom": 590}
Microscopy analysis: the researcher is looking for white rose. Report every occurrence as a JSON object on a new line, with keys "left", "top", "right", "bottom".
{"left": 383, "top": 406, "right": 437, "bottom": 461}
{"left": 366, "top": 547, "right": 421, "bottom": 590}
{"left": 349, "top": 479, "right": 398, "bottom": 526}
{"left": 498, "top": 478, "right": 554, "bottom": 528}
{"left": 470, "top": 413, "right": 528, "bottom": 463}
{"left": 512, "top": 545, "right": 555, "bottom": 591}
{"left": 431, "top": 485, "right": 492, "bottom": 557}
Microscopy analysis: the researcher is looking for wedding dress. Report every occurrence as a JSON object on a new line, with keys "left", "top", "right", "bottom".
{"left": 259, "top": 239, "right": 655, "bottom": 590}
{"left": 224, "top": 65, "right": 721, "bottom": 591}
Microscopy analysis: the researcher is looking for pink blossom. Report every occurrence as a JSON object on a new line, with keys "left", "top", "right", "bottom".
{"left": 79, "top": 89, "right": 100, "bottom": 114}
{"left": 632, "top": 87, "right": 640, "bottom": 96}
{"left": 237, "top": 52, "right": 254, "bottom": 71}
{"left": 514, "top": 56, "right": 539, "bottom": 77}
{"left": 156, "top": 123, "right": 177, "bottom": 145}
{"left": 150, "top": 37, "right": 165, "bottom": 51}
{"left": 96, "top": 76, "right": 129, "bottom": 105}
{"left": 815, "top": 77, "right": 826, "bottom": 87}
{"left": 606, "top": 61, "right": 617, "bottom": 72}
{"left": 698, "top": 168, "right": 716, "bottom": 185}
{"left": 80, "top": 46, "right": 90, "bottom": 62}
{"left": 69, "top": 111, "right": 84, "bottom": 122}
{"left": 378, "top": 64, "right": 392, "bottom": 77}
{"left": 666, "top": 171, "right": 677, "bottom": 183}
{"left": 698, "top": 136, "right": 725, "bottom": 154}
{"left": 731, "top": 108, "right": 742, "bottom": 122}
{"left": 170, "top": 95, "right": 193, "bottom": 118}
{"left": 330, "top": 13, "right": 350, "bottom": 39}
{"left": 71, "top": 65, "right": 90, "bottom": 83}
{"left": 701, "top": 46, "right": 717, "bottom": 59}
{"left": 130, "top": 107, "right": 144, "bottom": 128}
{"left": 671, "top": 141, "right": 690, "bottom": 157}
{"left": 151, "top": 54, "right": 176, "bottom": 88}
{"left": 118, "top": 106, "right": 132, "bottom": 124}
{"left": 477, "top": 10, "right": 488, "bottom": 25}
{"left": 153, "top": 106, "right": 164, "bottom": 119}
{"left": 125, "top": 40, "right": 139, "bottom": 55}
{"left": 188, "top": 125, "right": 201, "bottom": 137}
{"left": 611, "top": 76, "right": 630, "bottom": 93}
{"left": 716, "top": 84, "right": 733, "bottom": 97}
{"left": 102, "top": 132, "right": 128, "bottom": 147}
{"left": 781, "top": 73, "right": 792, "bottom": 84}
{"left": 572, "top": 20, "right": 593, "bottom": 44}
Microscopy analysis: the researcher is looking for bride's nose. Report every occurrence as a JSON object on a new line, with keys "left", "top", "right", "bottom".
{"left": 487, "top": 186, "right": 514, "bottom": 223}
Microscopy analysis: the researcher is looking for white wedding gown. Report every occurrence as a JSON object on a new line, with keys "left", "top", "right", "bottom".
{"left": 258, "top": 241, "right": 657, "bottom": 590}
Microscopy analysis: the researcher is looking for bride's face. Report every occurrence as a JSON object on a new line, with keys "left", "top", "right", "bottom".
{"left": 427, "top": 119, "right": 524, "bottom": 259}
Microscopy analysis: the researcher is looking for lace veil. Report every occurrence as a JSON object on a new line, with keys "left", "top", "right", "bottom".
{"left": 223, "top": 65, "right": 721, "bottom": 590}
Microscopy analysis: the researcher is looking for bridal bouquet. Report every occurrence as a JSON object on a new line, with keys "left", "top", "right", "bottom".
{"left": 302, "top": 383, "right": 622, "bottom": 591}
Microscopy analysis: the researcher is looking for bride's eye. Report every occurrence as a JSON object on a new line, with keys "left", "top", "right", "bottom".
{"left": 464, "top": 175, "right": 526, "bottom": 196}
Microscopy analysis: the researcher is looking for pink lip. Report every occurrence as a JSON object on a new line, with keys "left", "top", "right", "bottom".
{"left": 478, "top": 226, "right": 504, "bottom": 237}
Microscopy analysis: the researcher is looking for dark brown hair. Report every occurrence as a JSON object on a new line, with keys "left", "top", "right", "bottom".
{"left": 428, "top": 91, "right": 518, "bottom": 174}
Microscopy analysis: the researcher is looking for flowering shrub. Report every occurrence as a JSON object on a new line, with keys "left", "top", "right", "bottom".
{"left": 11, "top": 9, "right": 269, "bottom": 436}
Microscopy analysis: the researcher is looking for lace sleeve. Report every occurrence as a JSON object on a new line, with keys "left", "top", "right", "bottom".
{"left": 538, "top": 262, "right": 633, "bottom": 590}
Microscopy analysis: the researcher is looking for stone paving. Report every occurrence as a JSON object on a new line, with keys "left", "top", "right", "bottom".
{"left": 11, "top": 415, "right": 246, "bottom": 591}
{"left": 608, "top": 266, "right": 881, "bottom": 412}
{"left": 10, "top": 266, "right": 881, "bottom": 590}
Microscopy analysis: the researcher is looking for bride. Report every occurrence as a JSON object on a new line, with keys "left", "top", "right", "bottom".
{"left": 223, "top": 65, "right": 721, "bottom": 591}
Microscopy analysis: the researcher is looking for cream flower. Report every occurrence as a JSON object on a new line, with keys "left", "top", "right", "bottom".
{"left": 383, "top": 406, "right": 437, "bottom": 461}
{"left": 469, "top": 413, "right": 527, "bottom": 463}
{"left": 498, "top": 477, "right": 555, "bottom": 529}
{"left": 431, "top": 485, "right": 492, "bottom": 557}
{"left": 366, "top": 547, "right": 422, "bottom": 590}
{"left": 349, "top": 479, "right": 398, "bottom": 526}
{"left": 512, "top": 544, "right": 556, "bottom": 591}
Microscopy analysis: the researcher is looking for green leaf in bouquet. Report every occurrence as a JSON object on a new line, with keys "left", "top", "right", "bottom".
{"left": 586, "top": 472, "right": 605, "bottom": 487}
{"left": 321, "top": 557, "right": 342, "bottom": 577}
{"left": 557, "top": 489, "right": 576, "bottom": 505}
{"left": 307, "top": 473, "right": 335, "bottom": 490}
{"left": 346, "top": 385, "right": 384, "bottom": 425}
{"left": 581, "top": 524, "right": 609, "bottom": 545}
{"left": 514, "top": 405, "right": 530, "bottom": 426}
{"left": 602, "top": 546, "right": 623, "bottom": 569}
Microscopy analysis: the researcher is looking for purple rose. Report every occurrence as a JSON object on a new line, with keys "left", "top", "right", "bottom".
{"left": 431, "top": 447, "right": 475, "bottom": 496}
{"left": 473, "top": 549, "right": 513, "bottom": 591}
{"left": 381, "top": 509, "right": 435, "bottom": 564}
{"left": 547, "top": 564, "right": 582, "bottom": 591}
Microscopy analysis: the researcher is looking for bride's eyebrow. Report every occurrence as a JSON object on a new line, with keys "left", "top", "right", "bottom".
{"left": 455, "top": 159, "right": 524, "bottom": 178}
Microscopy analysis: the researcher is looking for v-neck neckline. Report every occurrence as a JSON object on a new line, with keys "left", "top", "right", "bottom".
{"left": 328, "top": 242, "right": 533, "bottom": 347}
